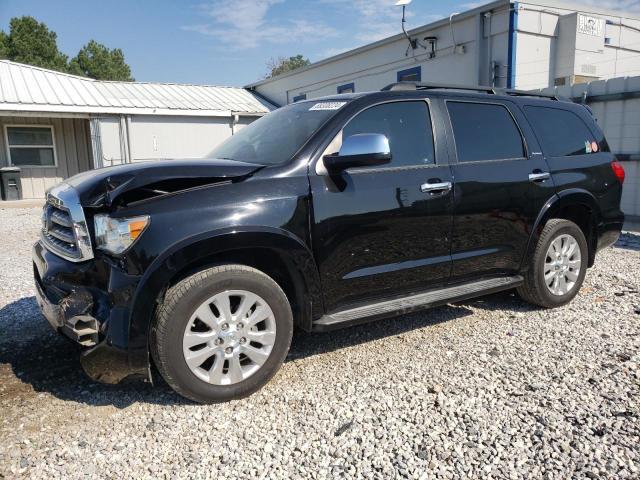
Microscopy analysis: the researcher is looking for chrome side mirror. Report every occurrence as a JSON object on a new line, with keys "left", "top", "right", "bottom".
{"left": 323, "top": 134, "right": 391, "bottom": 173}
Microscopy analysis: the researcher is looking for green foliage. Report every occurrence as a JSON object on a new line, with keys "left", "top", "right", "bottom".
{"left": 265, "top": 54, "right": 310, "bottom": 79}
{"left": 0, "top": 16, "right": 134, "bottom": 80}
{"left": 68, "top": 40, "right": 133, "bottom": 81}
{"left": 4, "top": 16, "right": 68, "bottom": 72}
{"left": 0, "top": 31, "right": 9, "bottom": 59}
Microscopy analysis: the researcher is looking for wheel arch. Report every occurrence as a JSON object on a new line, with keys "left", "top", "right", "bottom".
{"left": 522, "top": 189, "right": 600, "bottom": 271}
{"left": 126, "top": 227, "right": 323, "bottom": 372}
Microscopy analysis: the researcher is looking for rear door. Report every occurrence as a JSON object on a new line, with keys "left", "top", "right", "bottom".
{"left": 521, "top": 102, "right": 625, "bottom": 250}
{"left": 309, "top": 99, "right": 454, "bottom": 312}
{"left": 444, "top": 98, "right": 556, "bottom": 281}
{"left": 521, "top": 102, "right": 618, "bottom": 196}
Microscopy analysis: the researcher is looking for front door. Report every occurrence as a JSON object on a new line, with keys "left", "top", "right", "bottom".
{"left": 444, "top": 98, "right": 556, "bottom": 281}
{"left": 309, "top": 99, "right": 454, "bottom": 313}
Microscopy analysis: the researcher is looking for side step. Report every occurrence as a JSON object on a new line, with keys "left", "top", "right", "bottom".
{"left": 313, "top": 276, "right": 523, "bottom": 331}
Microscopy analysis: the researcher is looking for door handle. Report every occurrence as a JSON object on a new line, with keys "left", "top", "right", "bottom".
{"left": 529, "top": 171, "right": 550, "bottom": 182}
{"left": 420, "top": 181, "right": 452, "bottom": 194}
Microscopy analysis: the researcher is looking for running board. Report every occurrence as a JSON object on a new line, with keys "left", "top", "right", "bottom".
{"left": 313, "top": 276, "right": 523, "bottom": 332}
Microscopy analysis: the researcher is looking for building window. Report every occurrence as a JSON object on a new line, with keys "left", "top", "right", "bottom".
{"left": 5, "top": 125, "right": 57, "bottom": 167}
{"left": 337, "top": 83, "right": 355, "bottom": 94}
{"left": 604, "top": 37, "right": 612, "bottom": 45}
{"left": 292, "top": 94, "right": 307, "bottom": 102}
{"left": 397, "top": 66, "right": 422, "bottom": 82}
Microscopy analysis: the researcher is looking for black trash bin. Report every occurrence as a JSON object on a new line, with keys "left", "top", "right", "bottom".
{"left": 0, "top": 167, "right": 22, "bottom": 200}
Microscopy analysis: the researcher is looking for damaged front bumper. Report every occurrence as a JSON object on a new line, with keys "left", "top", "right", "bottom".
{"left": 33, "top": 241, "right": 147, "bottom": 384}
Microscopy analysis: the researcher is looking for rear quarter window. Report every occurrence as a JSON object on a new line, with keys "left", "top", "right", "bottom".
{"left": 524, "top": 106, "right": 601, "bottom": 157}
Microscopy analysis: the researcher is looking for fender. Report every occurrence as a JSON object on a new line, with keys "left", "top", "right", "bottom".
{"left": 520, "top": 188, "right": 601, "bottom": 271}
{"left": 125, "top": 226, "right": 323, "bottom": 372}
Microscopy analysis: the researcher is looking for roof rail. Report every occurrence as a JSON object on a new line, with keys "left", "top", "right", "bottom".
{"left": 380, "top": 82, "right": 561, "bottom": 101}
{"left": 381, "top": 81, "right": 497, "bottom": 94}
{"left": 496, "top": 88, "right": 561, "bottom": 101}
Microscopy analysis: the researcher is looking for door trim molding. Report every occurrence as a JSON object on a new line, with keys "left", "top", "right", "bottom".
{"left": 343, "top": 253, "right": 451, "bottom": 280}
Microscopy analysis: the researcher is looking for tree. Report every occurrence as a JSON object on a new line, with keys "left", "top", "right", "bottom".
{"left": 0, "top": 16, "right": 134, "bottom": 80}
{"left": 0, "top": 31, "right": 8, "bottom": 59}
{"left": 68, "top": 40, "right": 133, "bottom": 81}
{"left": 265, "top": 54, "right": 310, "bottom": 79}
{"left": 4, "top": 16, "right": 69, "bottom": 72}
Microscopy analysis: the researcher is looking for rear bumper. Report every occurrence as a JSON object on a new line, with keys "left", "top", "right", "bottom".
{"left": 32, "top": 241, "right": 146, "bottom": 384}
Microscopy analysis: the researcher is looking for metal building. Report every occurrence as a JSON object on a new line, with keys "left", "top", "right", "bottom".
{"left": 247, "top": 0, "right": 640, "bottom": 106}
{"left": 0, "top": 60, "right": 273, "bottom": 200}
{"left": 246, "top": 0, "right": 640, "bottom": 218}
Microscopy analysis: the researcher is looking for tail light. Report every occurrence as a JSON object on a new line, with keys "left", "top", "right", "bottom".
{"left": 611, "top": 160, "right": 625, "bottom": 184}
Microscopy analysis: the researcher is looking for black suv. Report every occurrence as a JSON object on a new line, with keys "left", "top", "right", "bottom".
{"left": 33, "top": 83, "right": 625, "bottom": 403}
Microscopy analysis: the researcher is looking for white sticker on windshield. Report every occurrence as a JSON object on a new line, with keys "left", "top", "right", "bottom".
{"left": 309, "top": 102, "right": 346, "bottom": 111}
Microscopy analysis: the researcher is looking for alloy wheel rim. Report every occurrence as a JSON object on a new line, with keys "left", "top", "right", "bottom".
{"left": 182, "top": 290, "right": 277, "bottom": 385}
{"left": 544, "top": 233, "right": 581, "bottom": 296}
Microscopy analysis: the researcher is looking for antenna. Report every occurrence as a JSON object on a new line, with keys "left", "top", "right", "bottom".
{"left": 395, "top": 0, "right": 427, "bottom": 56}
{"left": 396, "top": 0, "right": 413, "bottom": 47}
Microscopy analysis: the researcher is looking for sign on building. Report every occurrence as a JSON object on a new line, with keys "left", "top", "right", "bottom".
{"left": 578, "top": 14, "right": 604, "bottom": 37}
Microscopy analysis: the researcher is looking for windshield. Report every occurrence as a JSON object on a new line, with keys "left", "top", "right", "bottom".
{"left": 210, "top": 101, "right": 347, "bottom": 166}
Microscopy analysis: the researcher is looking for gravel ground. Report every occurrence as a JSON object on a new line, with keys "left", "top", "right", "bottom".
{"left": 0, "top": 207, "right": 639, "bottom": 479}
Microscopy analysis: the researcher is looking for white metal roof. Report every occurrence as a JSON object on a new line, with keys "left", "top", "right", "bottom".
{"left": 0, "top": 60, "right": 274, "bottom": 117}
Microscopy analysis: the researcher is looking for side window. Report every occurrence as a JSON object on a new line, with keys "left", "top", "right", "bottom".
{"left": 343, "top": 101, "right": 435, "bottom": 167}
{"left": 524, "top": 106, "right": 597, "bottom": 157}
{"left": 447, "top": 102, "right": 525, "bottom": 162}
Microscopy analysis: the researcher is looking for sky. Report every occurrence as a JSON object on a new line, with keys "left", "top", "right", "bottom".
{"left": 1, "top": 0, "right": 639, "bottom": 87}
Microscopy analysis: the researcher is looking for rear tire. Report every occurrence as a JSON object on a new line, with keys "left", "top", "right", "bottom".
{"left": 517, "top": 219, "right": 587, "bottom": 308}
{"left": 151, "top": 265, "right": 293, "bottom": 403}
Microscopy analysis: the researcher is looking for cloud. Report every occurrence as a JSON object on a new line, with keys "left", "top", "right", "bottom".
{"left": 346, "top": 0, "right": 401, "bottom": 19}
{"left": 459, "top": 2, "right": 484, "bottom": 9}
{"left": 320, "top": 0, "right": 406, "bottom": 42}
{"left": 316, "top": 1, "right": 443, "bottom": 56}
{"left": 201, "top": 0, "right": 283, "bottom": 30}
{"left": 319, "top": 0, "right": 444, "bottom": 45}
{"left": 184, "top": 0, "right": 451, "bottom": 55}
{"left": 581, "top": 0, "right": 640, "bottom": 12}
{"left": 321, "top": 44, "right": 360, "bottom": 58}
{"left": 184, "top": 0, "right": 338, "bottom": 50}
{"left": 355, "top": 20, "right": 403, "bottom": 43}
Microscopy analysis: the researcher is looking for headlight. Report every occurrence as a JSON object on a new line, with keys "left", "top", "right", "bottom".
{"left": 94, "top": 214, "right": 150, "bottom": 255}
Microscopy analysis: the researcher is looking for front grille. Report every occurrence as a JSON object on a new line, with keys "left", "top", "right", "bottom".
{"left": 43, "top": 204, "right": 79, "bottom": 257}
{"left": 41, "top": 184, "right": 94, "bottom": 262}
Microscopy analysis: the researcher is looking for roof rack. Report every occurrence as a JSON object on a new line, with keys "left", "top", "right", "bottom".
{"left": 380, "top": 82, "right": 561, "bottom": 101}
{"left": 498, "top": 88, "right": 561, "bottom": 100}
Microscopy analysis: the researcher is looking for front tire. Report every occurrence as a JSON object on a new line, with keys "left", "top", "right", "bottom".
{"left": 517, "top": 219, "right": 588, "bottom": 308}
{"left": 151, "top": 265, "right": 293, "bottom": 403}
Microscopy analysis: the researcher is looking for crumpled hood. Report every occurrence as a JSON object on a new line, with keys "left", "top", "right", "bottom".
{"left": 63, "top": 158, "right": 264, "bottom": 207}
